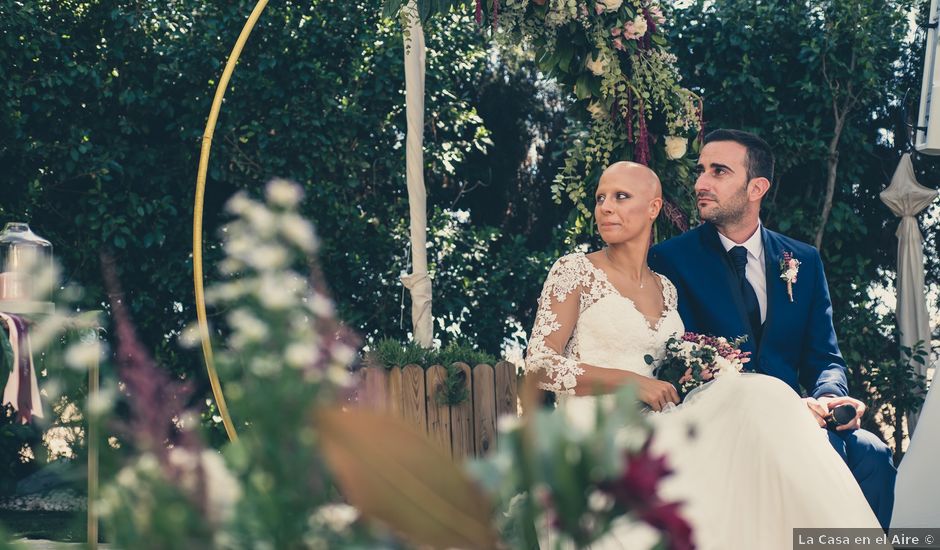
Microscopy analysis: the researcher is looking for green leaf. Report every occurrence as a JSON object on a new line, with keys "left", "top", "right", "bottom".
{"left": 574, "top": 75, "right": 593, "bottom": 100}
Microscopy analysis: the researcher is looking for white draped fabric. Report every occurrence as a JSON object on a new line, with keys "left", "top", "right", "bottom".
{"left": 892, "top": 376, "right": 940, "bottom": 527}
{"left": 400, "top": 4, "right": 433, "bottom": 347}
{"left": 879, "top": 153, "right": 937, "bottom": 429}
{"left": 881, "top": 153, "right": 939, "bottom": 529}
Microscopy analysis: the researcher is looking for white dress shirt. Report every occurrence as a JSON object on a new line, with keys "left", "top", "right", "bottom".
{"left": 717, "top": 225, "right": 767, "bottom": 323}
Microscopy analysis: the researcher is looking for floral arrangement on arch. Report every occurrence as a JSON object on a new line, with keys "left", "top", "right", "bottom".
{"left": 386, "top": 0, "right": 703, "bottom": 227}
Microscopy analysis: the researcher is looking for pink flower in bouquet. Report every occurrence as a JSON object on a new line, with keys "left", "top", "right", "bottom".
{"left": 623, "top": 15, "right": 648, "bottom": 40}
{"left": 648, "top": 4, "right": 666, "bottom": 25}
{"left": 611, "top": 26, "right": 621, "bottom": 36}
{"left": 612, "top": 37, "right": 625, "bottom": 50}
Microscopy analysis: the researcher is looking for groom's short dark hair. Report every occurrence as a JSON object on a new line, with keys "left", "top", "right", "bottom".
{"left": 703, "top": 129, "right": 774, "bottom": 184}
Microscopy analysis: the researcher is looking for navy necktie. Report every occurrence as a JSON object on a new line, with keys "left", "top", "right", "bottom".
{"left": 729, "top": 246, "right": 762, "bottom": 343}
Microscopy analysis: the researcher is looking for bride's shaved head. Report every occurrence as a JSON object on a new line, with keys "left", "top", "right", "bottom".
{"left": 600, "top": 161, "right": 662, "bottom": 199}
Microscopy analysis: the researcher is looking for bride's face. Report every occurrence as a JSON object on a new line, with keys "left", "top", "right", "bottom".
{"left": 594, "top": 169, "right": 661, "bottom": 245}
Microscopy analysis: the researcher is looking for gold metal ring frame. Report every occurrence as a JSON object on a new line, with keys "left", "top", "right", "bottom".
{"left": 193, "top": 0, "right": 270, "bottom": 442}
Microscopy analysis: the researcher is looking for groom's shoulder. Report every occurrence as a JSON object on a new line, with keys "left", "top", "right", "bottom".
{"left": 764, "top": 227, "right": 820, "bottom": 259}
{"left": 650, "top": 224, "right": 707, "bottom": 257}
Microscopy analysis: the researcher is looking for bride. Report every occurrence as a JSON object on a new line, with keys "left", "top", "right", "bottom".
{"left": 524, "top": 162, "right": 882, "bottom": 549}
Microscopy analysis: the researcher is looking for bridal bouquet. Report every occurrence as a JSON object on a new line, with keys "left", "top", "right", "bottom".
{"left": 645, "top": 333, "right": 750, "bottom": 399}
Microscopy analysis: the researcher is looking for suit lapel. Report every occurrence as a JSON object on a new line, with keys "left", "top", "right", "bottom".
{"left": 698, "top": 224, "right": 757, "bottom": 353}
{"left": 758, "top": 228, "right": 786, "bottom": 361}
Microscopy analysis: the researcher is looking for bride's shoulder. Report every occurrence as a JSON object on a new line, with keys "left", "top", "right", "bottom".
{"left": 652, "top": 271, "right": 679, "bottom": 306}
{"left": 549, "top": 251, "right": 591, "bottom": 273}
{"left": 542, "top": 252, "right": 596, "bottom": 294}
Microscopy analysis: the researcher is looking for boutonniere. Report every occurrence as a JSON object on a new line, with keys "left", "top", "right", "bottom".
{"left": 779, "top": 252, "right": 801, "bottom": 302}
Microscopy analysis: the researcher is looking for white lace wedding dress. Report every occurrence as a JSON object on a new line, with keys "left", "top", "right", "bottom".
{"left": 526, "top": 253, "right": 882, "bottom": 550}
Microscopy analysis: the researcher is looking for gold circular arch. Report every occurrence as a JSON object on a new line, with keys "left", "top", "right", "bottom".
{"left": 193, "top": 0, "right": 270, "bottom": 442}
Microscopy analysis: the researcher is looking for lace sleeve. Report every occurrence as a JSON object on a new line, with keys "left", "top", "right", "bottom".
{"left": 659, "top": 273, "right": 678, "bottom": 312}
{"left": 524, "top": 255, "right": 585, "bottom": 394}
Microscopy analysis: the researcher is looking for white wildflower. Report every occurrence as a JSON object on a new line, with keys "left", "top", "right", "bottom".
{"left": 225, "top": 191, "right": 253, "bottom": 215}
{"left": 308, "top": 293, "right": 335, "bottom": 317}
{"left": 227, "top": 309, "right": 269, "bottom": 345}
{"left": 311, "top": 503, "right": 359, "bottom": 533}
{"left": 200, "top": 450, "right": 242, "bottom": 524}
{"left": 250, "top": 355, "right": 281, "bottom": 377}
{"left": 64, "top": 340, "right": 102, "bottom": 370}
{"left": 245, "top": 243, "right": 290, "bottom": 270}
{"left": 285, "top": 342, "right": 318, "bottom": 368}
{"left": 179, "top": 323, "right": 203, "bottom": 349}
{"left": 265, "top": 179, "right": 304, "bottom": 208}
{"left": 87, "top": 386, "right": 115, "bottom": 416}
{"left": 497, "top": 413, "right": 522, "bottom": 433}
{"left": 588, "top": 490, "right": 614, "bottom": 512}
{"left": 257, "top": 272, "right": 305, "bottom": 310}
{"left": 279, "top": 213, "right": 318, "bottom": 253}
{"left": 243, "top": 202, "right": 278, "bottom": 237}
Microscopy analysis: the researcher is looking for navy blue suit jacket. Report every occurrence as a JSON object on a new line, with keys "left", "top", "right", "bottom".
{"left": 648, "top": 223, "right": 848, "bottom": 399}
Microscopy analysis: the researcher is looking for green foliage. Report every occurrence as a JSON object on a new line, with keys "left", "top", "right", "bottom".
{"left": 434, "top": 362, "right": 471, "bottom": 406}
{"left": 0, "top": 407, "right": 41, "bottom": 495}
{"left": 0, "top": 0, "right": 557, "bottom": 387}
{"left": 868, "top": 341, "right": 930, "bottom": 458}
{"left": 366, "top": 337, "right": 499, "bottom": 369}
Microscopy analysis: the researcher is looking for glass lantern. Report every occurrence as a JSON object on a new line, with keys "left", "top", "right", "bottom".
{"left": 0, "top": 222, "right": 55, "bottom": 313}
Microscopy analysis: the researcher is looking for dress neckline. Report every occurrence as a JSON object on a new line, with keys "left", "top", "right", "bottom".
{"left": 579, "top": 252, "right": 671, "bottom": 333}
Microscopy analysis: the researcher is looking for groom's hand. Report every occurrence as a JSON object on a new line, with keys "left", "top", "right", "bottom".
{"left": 817, "top": 395, "right": 865, "bottom": 431}
{"left": 802, "top": 397, "right": 830, "bottom": 428}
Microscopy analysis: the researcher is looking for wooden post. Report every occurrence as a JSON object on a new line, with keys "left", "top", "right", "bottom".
{"left": 449, "top": 363, "right": 474, "bottom": 459}
{"left": 472, "top": 364, "right": 497, "bottom": 455}
{"left": 387, "top": 367, "right": 404, "bottom": 419}
{"left": 425, "top": 365, "right": 452, "bottom": 456}
{"left": 494, "top": 361, "right": 519, "bottom": 419}
{"left": 87, "top": 330, "right": 100, "bottom": 550}
{"left": 401, "top": 364, "right": 427, "bottom": 432}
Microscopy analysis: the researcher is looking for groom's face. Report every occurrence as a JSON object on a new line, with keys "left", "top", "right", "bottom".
{"left": 694, "top": 140, "right": 752, "bottom": 226}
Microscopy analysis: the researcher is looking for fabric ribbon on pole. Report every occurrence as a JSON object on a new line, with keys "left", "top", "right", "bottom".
{"left": 0, "top": 312, "right": 43, "bottom": 423}
{"left": 400, "top": 2, "right": 433, "bottom": 348}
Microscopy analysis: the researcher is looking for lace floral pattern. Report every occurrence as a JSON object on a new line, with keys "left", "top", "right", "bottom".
{"left": 525, "top": 252, "right": 678, "bottom": 394}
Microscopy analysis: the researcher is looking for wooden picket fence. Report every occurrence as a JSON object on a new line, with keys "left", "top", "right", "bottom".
{"left": 356, "top": 362, "right": 519, "bottom": 459}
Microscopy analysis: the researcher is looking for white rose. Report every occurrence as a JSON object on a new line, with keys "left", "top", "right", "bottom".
{"left": 665, "top": 135, "right": 688, "bottom": 159}
{"left": 713, "top": 355, "right": 736, "bottom": 376}
{"left": 585, "top": 53, "right": 608, "bottom": 76}
{"left": 598, "top": 0, "right": 623, "bottom": 11}
{"left": 632, "top": 15, "right": 648, "bottom": 36}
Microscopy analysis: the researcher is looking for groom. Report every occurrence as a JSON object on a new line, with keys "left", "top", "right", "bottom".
{"left": 648, "top": 129, "right": 896, "bottom": 528}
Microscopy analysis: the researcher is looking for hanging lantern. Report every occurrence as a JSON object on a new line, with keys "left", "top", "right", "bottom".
{"left": 0, "top": 222, "right": 55, "bottom": 314}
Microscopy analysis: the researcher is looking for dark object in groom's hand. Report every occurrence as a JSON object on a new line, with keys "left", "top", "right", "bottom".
{"left": 825, "top": 404, "right": 857, "bottom": 429}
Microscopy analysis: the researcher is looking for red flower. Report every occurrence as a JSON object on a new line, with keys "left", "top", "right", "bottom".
{"left": 641, "top": 501, "right": 695, "bottom": 550}
{"left": 601, "top": 439, "right": 673, "bottom": 506}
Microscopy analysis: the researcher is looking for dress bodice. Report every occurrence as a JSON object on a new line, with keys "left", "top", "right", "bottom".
{"left": 525, "top": 252, "right": 684, "bottom": 393}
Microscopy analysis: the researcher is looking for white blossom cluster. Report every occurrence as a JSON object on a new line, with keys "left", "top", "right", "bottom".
{"left": 200, "top": 179, "right": 354, "bottom": 386}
